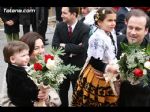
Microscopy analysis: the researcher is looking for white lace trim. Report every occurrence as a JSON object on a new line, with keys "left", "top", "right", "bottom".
{"left": 87, "top": 29, "right": 117, "bottom": 63}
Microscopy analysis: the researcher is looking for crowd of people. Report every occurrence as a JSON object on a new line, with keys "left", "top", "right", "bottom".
{"left": 0, "top": 7, "right": 150, "bottom": 107}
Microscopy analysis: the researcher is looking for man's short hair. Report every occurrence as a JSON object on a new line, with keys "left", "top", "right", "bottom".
{"left": 68, "top": 7, "right": 79, "bottom": 17}
{"left": 126, "top": 9, "right": 150, "bottom": 29}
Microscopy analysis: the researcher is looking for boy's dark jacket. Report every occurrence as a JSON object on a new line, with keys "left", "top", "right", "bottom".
{"left": 6, "top": 64, "right": 39, "bottom": 106}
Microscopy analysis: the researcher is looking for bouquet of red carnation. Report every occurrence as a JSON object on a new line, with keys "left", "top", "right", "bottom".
{"left": 118, "top": 43, "right": 150, "bottom": 86}
{"left": 27, "top": 47, "right": 80, "bottom": 91}
{"left": 27, "top": 47, "right": 80, "bottom": 106}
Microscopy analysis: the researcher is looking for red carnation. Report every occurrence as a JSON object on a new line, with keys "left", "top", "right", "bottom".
{"left": 34, "top": 63, "right": 43, "bottom": 71}
{"left": 133, "top": 68, "right": 143, "bottom": 77}
{"left": 45, "top": 54, "right": 54, "bottom": 63}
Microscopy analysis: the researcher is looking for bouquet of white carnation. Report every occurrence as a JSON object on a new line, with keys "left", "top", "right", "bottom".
{"left": 118, "top": 43, "right": 150, "bottom": 86}
{"left": 27, "top": 47, "right": 80, "bottom": 92}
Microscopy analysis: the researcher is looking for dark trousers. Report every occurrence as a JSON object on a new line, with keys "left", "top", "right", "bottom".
{"left": 22, "top": 13, "right": 36, "bottom": 34}
{"left": 37, "top": 18, "right": 48, "bottom": 41}
{"left": 55, "top": 7, "right": 62, "bottom": 22}
{"left": 59, "top": 71, "right": 79, "bottom": 107}
{"left": 36, "top": 8, "right": 49, "bottom": 42}
{"left": 30, "top": 13, "right": 36, "bottom": 32}
{"left": 23, "top": 25, "right": 30, "bottom": 34}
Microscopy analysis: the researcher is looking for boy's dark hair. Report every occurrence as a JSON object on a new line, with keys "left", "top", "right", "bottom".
{"left": 126, "top": 9, "right": 150, "bottom": 29}
{"left": 20, "top": 32, "right": 43, "bottom": 56}
{"left": 3, "top": 41, "right": 29, "bottom": 63}
{"left": 94, "top": 7, "right": 116, "bottom": 25}
{"left": 68, "top": 7, "right": 79, "bottom": 17}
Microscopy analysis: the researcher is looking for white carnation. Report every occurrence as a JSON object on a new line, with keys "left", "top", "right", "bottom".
{"left": 57, "top": 74, "right": 66, "bottom": 84}
{"left": 46, "top": 59, "right": 56, "bottom": 70}
{"left": 144, "top": 61, "right": 150, "bottom": 70}
{"left": 143, "top": 69, "right": 147, "bottom": 75}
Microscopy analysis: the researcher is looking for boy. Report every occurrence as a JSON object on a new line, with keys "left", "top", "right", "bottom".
{"left": 3, "top": 41, "right": 42, "bottom": 106}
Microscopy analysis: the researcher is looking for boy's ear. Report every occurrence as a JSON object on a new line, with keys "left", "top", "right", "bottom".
{"left": 10, "top": 56, "right": 15, "bottom": 64}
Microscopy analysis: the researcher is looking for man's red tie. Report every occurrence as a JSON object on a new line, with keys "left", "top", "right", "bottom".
{"left": 68, "top": 25, "right": 72, "bottom": 38}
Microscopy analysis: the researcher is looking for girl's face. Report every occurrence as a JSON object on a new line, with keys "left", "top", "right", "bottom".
{"left": 31, "top": 38, "right": 45, "bottom": 57}
{"left": 98, "top": 13, "right": 116, "bottom": 32}
{"left": 10, "top": 49, "right": 30, "bottom": 66}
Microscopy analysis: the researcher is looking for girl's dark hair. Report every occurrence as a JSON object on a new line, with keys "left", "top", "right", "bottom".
{"left": 94, "top": 7, "right": 116, "bottom": 25}
{"left": 20, "top": 32, "right": 43, "bottom": 56}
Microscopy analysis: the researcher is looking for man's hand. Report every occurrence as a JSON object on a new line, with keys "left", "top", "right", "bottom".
{"left": 5, "top": 20, "right": 14, "bottom": 26}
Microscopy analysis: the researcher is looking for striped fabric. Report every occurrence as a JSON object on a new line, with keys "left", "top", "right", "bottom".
{"left": 72, "top": 64, "right": 119, "bottom": 107}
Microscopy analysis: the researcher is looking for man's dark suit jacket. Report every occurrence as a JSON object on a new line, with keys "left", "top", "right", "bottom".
{"left": 52, "top": 21, "right": 90, "bottom": 69}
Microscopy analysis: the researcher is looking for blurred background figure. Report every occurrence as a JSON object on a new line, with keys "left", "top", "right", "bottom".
{"left": 55, "top": 7, "right": 63, "bottom": 23}
{"left": 80, "top": 7, "right": 98, "bottom": 26}
{"left": 80, "top": 7, "right": 99, "bottom": 36}
{"left": 35, "top": 7, "right": 50, "bottom": 45}
{"left": 115, "top": 7, "right": 132, "bottom": 36}
{"left": 0, "top": 7, "right": 19, "bottom": 42}
{"left": 19, "top": 7, "right": 36, "bottom": 34}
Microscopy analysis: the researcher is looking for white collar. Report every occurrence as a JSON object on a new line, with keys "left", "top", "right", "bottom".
{"left": 67, "top": 19, "right": 78, "bottom": 32}
{"left": 12, "top": 64, "right": 28, "bottom": 69}
{"left": 125, "top": 7, "right": 131, "bottom": 11}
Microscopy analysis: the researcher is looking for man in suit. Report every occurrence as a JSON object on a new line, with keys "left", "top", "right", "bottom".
{"left": 52, "top": 7, "right": 90, "bottom": 107}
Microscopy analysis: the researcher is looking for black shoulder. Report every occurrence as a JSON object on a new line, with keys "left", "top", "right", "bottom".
{"left": 145, "top": 33, "right": 150, "bottom": 43}
{"left": 117, "top": 34, "right": 126, "bottom": 43}
{"left": 80, "top": 21, "right": 90, "bottom": 31}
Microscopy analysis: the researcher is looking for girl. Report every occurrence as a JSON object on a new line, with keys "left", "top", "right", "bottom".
{"left": 72, "top": 7, "right": 119, "bottom": 107}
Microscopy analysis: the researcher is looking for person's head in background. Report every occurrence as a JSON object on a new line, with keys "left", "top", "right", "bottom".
{"left": 81, "top": 7, "right": 93, "bottom": 17}
{"left": 81, "top": 7, "right": 99, "bottom": 17}
{"left": 125, "top": 9, "right": 150, "bottom": 44}
{"left": 94, "top": 7, "right": 116, "bottom": 33}
{"left": 3, "top": 41, "right": 30, "bottom": 67}
{"left": 61, "top": 7, "right": 79, "bottom": 26}
{"left": 20, "top": 32, "right": 45, "bottom": 63}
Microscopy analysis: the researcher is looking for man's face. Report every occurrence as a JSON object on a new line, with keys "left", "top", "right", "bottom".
{"left": 81, "top": 7, "right": 90, "bottom": 17}
{"left": 61, "top": 7, "right": 74, "bottom": 24}
{"left": 126, "top": 16, "right": 148, "bottom": 44}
